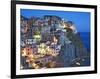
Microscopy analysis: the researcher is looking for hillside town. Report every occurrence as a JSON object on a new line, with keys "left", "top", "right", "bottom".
{"left": 20, "top": 15, "right": 90, "bottom": 69}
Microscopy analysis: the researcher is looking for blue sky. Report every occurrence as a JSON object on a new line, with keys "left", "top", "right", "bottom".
{"left": 21, "top": 9, "right": 90, "bottom": 32}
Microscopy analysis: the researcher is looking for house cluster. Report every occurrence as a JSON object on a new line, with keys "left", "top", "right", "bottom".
{"left": 20, "top": 15, "right": 80, "bottom": 69}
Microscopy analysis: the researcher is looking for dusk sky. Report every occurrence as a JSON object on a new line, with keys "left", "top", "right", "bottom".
{"left": 21, "top": 9, "right": 90, "bottom": 32}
